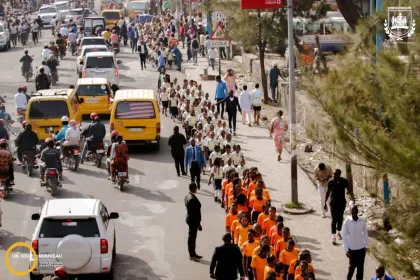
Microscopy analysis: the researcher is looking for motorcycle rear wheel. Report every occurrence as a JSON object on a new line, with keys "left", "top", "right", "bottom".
{"left": 118, "top": 177, "right": 124, "bottom": 191}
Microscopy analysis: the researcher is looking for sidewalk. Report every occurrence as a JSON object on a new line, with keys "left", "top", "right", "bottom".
{"left": 176, "top": 47, "right": 378, "bottom": 280}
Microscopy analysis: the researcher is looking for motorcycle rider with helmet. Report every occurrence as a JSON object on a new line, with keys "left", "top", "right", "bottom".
{"left": 39, "top": 138, "right": 63, "bottom": 183}
{"left": 106, "top": 130, "right": 119, "bottom": 179}
{"left": 15, "top": 123, "right": 39, "bottom": 165}
{"left": 81, "top": 113, "right": 106, "bottom": 164}
{"left": 55, "top": 34, "right": 66, "bottom": 58}
{"left": 0, "top": 139, "right": 15, "bottom": 185}
{"left": 46, "top": 53, "right": 60, "bottom": 82}
{"left": 110, "top": 134, "right": 129, "bottom": 183}
{"left": 54, "top": 116, "right": 69, "bottom": 142}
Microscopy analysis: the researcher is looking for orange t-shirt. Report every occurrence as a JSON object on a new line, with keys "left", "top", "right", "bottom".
{"left": 228, "top": 186, "right": 246, "bottom": 197}
{"left": 241, "top": 240, "right": 260, "bottom": 257}
{"left": 249, "top": 197, "right": 268, "bottom": 212}
{"left": 253, "top": 245, "right": 275, "bottom": 256}
{"left": 270, "top": 232, "right": 282, "bottom": 247}
{"left": 237, "top": 203, "right": 249, "bottom": 213}
{"left": 168, "top": 37, "right": 178, "bottom": 47}
{"left": 264, "top": 265, "right": 275, "bottom": 280}
{"left": 231, "top": 220, "right": 241, "bottom": 242}
{"left": 279, "top": 248, "right": 300, "bottom": 265}
{"left": 250, "top": 255, "right": 266, "bottom": 280}
{"left": 249, "top": 189, "right": 271, "bottom": 201}
{"left": 257, "top": 212, "right": 270, "bottom": 227}
{"left": 225, "top": 212, "right": 238, "bottom": 231}
{"left": 236, "top": 224, "right": 253, "bottom": 248}
{"left": 262, "top": 218, "right": 276, "bottom": 234}
{"left": 288, "top": 261, "right": 315, "bottom": 275}
{"left": 269, "top": 225, "right": 277, "bottom": 238}
{"left": 254, "top": 235, "right": 261, "bottom": 242}
{"left": 294, "top": 275, "right": 304, "bottom": 280}
{"left": 221, "top": 179, "right": 229, "bottom": 191}
{"left": 247, "top": 181, "right": 257, "bottom": 199}
{"left": 227, "top": 195, "right": 236, "bottom": 209}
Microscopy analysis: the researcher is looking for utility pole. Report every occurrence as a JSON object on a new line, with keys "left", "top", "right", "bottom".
{"left": 287, "top": 0, "right": 298, "bottom": 203}
{"left": 376, "top": 0, "right": 383, "bottom": 52}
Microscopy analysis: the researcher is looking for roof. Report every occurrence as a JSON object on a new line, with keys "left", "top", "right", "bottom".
{"left": 102, "top": 9, "right": 122, "bottom": 12}
{"left": 85, "top": 51, "right": 114, "bottom": 57}
{"left": 114, "top": 89, "right": 156, "bottom": 101}
{"left": 81, "top": 45, "right": 108, "bottom": 50}
{"left": 81, "top": 36, "right": 104, "bottom": 41}
{"left": 77, "top": 78, "right": 109, "bottom": 85}
{"left": 40, "top": 4, "right": 55, "bottom": 9}
{"left": 44, "top": 199, "right": 100, "bottom": 217}
{"left": 30, "top": 89, "right": 74, "bottom": 99}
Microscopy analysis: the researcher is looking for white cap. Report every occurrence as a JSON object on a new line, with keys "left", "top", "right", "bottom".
{"left": 61, "top": 116, "right": 69, "bottom": 122}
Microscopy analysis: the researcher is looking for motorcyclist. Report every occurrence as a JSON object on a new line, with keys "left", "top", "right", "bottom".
{"left": 46, "top": 53, "right": 59, "bottom": 81}
{"left": 15, "top": 123, "right": 39, "bottom": 165}
{"left": 55, "top": 34, "right": 66, "bottom": 57}
{"left": 54, "top": 116, "right": 69, "bottom": 143}
{"left": 0, "top": 139, "right": 15, "bottom": 186}
{"left": 110, "top": 29, "right": 119, "bottom": 45}
{"left": 102, "top": 28, "right": 112, "bottom": 47}
{"left": 39, "top": 138, "right": 63, "bottom": 183}
{"left": 106, "top": 130, "right": 119, "bottom": 179}
{"left": 0, "top": 105, "right": 13, "bottom": 128}
{"left": 19, "top": 50, "right": 33, "bottom": 76}
{"left": 35, "top": 67, "right": 50, "bottom": 91}
{"left": 0, "top": 119, "right": 9, "bottom": 141}
{"left": 81, "top": 114, "right": 106, "bottom": 164}
{"left": 110, "top": 135, "right": 129, "bottom": 182}
{"left": 49, "top": 41, "right": 58, "bottom": 58}
{"left": 14, "top": 87, "right": 27, "bottom": 118}
{"left": 64, "top": 120, "right": 80, "bottom": 146}
{"left": 111, "top": 23, "right": 120, "bottom": 36}
{"left": 59, "top": 23, "right": 68, "bottom": 38}
{"left": 70, "top": 22, "right": 78, "bottom": 34}
{"left": 41, "top": 45, "right": 51, "bottom": 61}
{"left": 19, "top": 85, "right": 31, "bottom": 103}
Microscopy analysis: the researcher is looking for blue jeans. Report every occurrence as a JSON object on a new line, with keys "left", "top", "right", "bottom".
{"left": 131, "top": 38, "right": 138, "bottom": 52}
{"left": 176, "top": 57, "right": 182, "bottom": 71}
{"left": 81, "top": 141, "right": 89, "bottom": 161}
{"left": 192, "top": 49, "right": 198, "bottom": 64}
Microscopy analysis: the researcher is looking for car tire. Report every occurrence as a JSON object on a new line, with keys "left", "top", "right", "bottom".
{"left": 153, "top": 142, "right": 160, "bottom": 151}
{"left": 29, "top": 272, "right": 44, "bottom": 280}
{"left": 112, "top": 235, "right": 116, "bottom": 259}
{"left": 102, "top": 266, "right": 114, "bottom": 280}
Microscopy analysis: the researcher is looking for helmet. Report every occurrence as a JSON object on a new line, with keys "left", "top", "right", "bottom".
{"left": 90, "top": 112, "right": 98, "bottom": 120}
{"left": 69, "top": 120, "right": 76, "bottom": 126}
{"left": 111, "top": 130, "right": 119, "bottom": 137}
{"left": 45, "top": 138, "right": 53, "bottom": 144}
{"left": 54, "top": 267, "right": 67, "bottom": 278}
{"left": 20, "top": 85, "right": 27, "bottom": 91}
{"left": 22, "top": 121, "right": 28, "bottom": 128}
{"left": 0, "top": 119, "right": 5, "bottom": 126}
{"left": 61, "top": 116, "right": 69, "bottom": 122}
{"left": 0, "top": 139, "right": 7, "bottom": 144}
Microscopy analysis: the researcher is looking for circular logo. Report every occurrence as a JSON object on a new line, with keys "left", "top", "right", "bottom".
{"left": 4, "top": 242, "right": 38, "bottom": 276}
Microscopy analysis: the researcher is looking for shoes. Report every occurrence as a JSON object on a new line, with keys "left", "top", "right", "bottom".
{"left": 108, "top": 176, "right": 112, "bottom": 180}
{"left": 278, "top": 154, "right": 281, "bottom": 161}
{"left": 58, "top": 175, "right": 64, "bottom": 181}
{"left": 233, "top": 132, "right": 236, "bottom": 136}
{"left": 332, "top": 237, "right": 336, "bottom": 244}
{"left": 214, "top": 197, "right": 217, "bottom": 203}
{"left": 177, "top": 173, "right": 180, "bottom": 177}
{"left": 321, "top": 212, "right": 326, "bottom": 218}
{"left": 182, "top": 172, "right": 187, "bottom": 176}
{"left": 195, "top": 254, "right": 203, "bottom": 259}
{"left": 217, "top": 199, "right": 222, "bottom": 204}
{"left": 337, "top": 232, "right": 342, "bottom": 240}
{"left": 189, "top": 256, "right": 200, "bottom": 262}
{"left": 9, "top": 180, "right": 15, "bottom": 185}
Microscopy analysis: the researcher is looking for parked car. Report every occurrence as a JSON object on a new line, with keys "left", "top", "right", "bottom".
{"left": 29, "top": 198, "right": 119, "bottom": 280}
{"left": 0, "top": 22, "right": 11, "bottom": 51}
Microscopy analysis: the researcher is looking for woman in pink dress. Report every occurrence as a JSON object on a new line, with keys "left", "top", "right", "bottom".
{"left": 223, "top": 69, "right": 237, "bottom": 95}
{"left": 269, "top": 110, "right": 288, "bottom": 161}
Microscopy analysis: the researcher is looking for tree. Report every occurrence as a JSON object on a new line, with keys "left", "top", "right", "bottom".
{"left": 304, "top": 13, "right": 420, "bottom": 278}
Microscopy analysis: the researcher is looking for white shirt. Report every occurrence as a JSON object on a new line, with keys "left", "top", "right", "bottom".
{"left": 223, "top": 140, "right": 235, "bottom": 149}
{"left": 51, "top": 18, "right": 57, "bottom": 27}
{"left": 221, "top": 152, "right": 233, "bottom": 163}
{"left": 342, "top": 216, "right": 369, "bottom": 252}
{"left": 204, "top": 137, "right": 217, "bottom": 151}
{"left": 208, "top": 49, "right": 216, "bottom": 59}
{"left": 169, "top": 97, "right": 177, "bottom": 107}
{"left": 10, "top": 26, "right": 18, "bottom": 34}
{"left": 59, "top": 27, "right": 69, "bottom": 36}
{"left": 239, "top": 90, "right": 252, "bottom": 111}
{"left": 65, "top": 127, "right": 81, "bottom": 145}
{"left": 160, "top": 92, "right": 169, "bottom": 102}
{"left": 186, "top": 115, "right": 197, "bottom": 127}
{"left": 232, "top": 151, "right": 244, "bottom": 165}
{"left": 14, "top": 92, "right": 27, "bottom": 109}
{"left": 236, "top": 164, "right": 248, "bottom": 178}
{"left": 31, "top": 22, "right": 39, "bottom": 32}
{"left": 209, "top": 151, "right": 222, "bottom": 163}
{"left": 211, "top": 166, "right": 223, "bottom": 179}
{"left": 223, "top": 164, "right": 235, "bottom": 174}
{"left": 251, "top": 89, "right": 263, "bottom": 106}
{"left": 39, "top": 65, "right": 51, "bottom": 75}
{"left": 41, "top": 48, "right": 51, "bottom": 61}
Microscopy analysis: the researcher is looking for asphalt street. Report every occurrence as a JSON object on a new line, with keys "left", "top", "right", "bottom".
{"left": 0, "top": 31, "right": 222, "bottom": 280}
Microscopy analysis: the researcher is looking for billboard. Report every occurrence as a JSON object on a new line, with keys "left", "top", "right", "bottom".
{"left": 241, "top": 0, "right": 283, "bottom": 9}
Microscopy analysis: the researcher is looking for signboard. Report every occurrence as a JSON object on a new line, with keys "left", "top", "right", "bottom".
{"left": 210, "top": 23, "right": 228, "bottom": 40}
{"left": 211, "top": 40, "right": 229, "bottom": 47}
{"left": 241, "top": 0, "right": 283, "bottom": 9}
{"left": 212, "top": 12, "right": 229, "bottom": 28}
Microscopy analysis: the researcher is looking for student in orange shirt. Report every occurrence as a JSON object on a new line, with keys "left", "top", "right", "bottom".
{"left": 221, "top": 171, "right": 235, "bottom": 208}
{"left": 225, "top": 202, "right": 239, "bottom": 233}
{"left": 227, "top": 185, "right": 244, "bottom": 212}
{"left": 251, "top": 244, "right": 271, "bottom": 280}
{"left": 293, "top": 260, "right": 309, "bottom": 280}
{"left": 235, "top": 214, "right": 253, "bottom": 248}
{"left": 241, "top": 228, "right": 259, "bottom": 280}
{"left": 243, "top": 167, "right": 257, "bottom": 189}
{"left": 224, "top": 176, "right": 240, "bottom": 208}
{"left": 263, "top": 254, "right": 276, "bottom": 279}
{"left": 268, "top": 215, "right": 284, "bottom": 238}
{"left": 257, "top": 202, "right": 271, "bottom": 227}
{"left": 275, "top": 227, "right": 292, "bottom": 259}
{"left": 236, "top": 193, "right": 249, "bottom": 214}
{"left": 270, "top": 222, "right": 284, "bottom": 247}
{"left": 250, "top": 187, "right": 268, "bottom": 224}
{"left": 253, "top": 223, "right": 262, "bottom": 242}
{"left": 288, "top": 250, "right": 315, "bottom": 279}
{"left": 262, "top": 207, "right": 277, "bottom": 234}
{"left": 274, "top": 262, "right": 284, "bottom": 280}
{"left": 279, "top": 239, "right": 300, "bottom": 276}
{"left": 228, "top": 180, "right": 246, "bottom": 197}
{"left": 231, "top": 211, "right": 244, "bottom": 244}
{"left": 253, "top": 235, "right": 275, "bottom": 257}
{"left": 265, "top": 271, "right": 277, "bottom": 280}
{"left": 250, "top": 180, "right": 271, "bottom": 202}
{"left": 247, "top": 172, "right": 263, "bottom": 199}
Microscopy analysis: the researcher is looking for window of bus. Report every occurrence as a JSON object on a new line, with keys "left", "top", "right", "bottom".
{"left": 293, "top": 21, "right": 304, "bottom": 36}
{"left": 305, "top": 21, "right": 321, "bottom": 35}
{"left": 130, "top": 2, "right": 146, "bottom": 10}
{"left": 102, "top": 12, "right": 120, "bottom": 20}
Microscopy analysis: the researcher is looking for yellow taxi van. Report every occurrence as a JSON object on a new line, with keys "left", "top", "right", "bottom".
{"left": 25, "top": 89, "right": 83, "bottom": 141}
{"left": 75, "top": 78, "right": 115, "bottom": 116}
{"left": 127, "top": 0, "right": 149, "bottom": 21}
{"left": 110, "top": 89, "right": 160, "bottom": 149}
{"left": 101, "top": 9, "right": 123, "bottom": 29}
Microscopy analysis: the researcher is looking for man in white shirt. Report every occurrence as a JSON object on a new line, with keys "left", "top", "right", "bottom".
{"left": 239, "top": 85, "right": 253, "bottom": 126}
{"left": 31, "top": 21, "right": 39, "bottom": 43}
{"left": 59, "top": 25, "right": 69, "bottom": 37}
{"left": 41, "top": 45, "right": 51, "bottom": 61}
{"left": 50, "top": 16, "right": 57, "bottom": 29}
{"left": 251, "top": 83, "right": 263, "bottom": 125}
{"left": 14, "top": 88, "right": 28, "bottom": 111}
{"left": 208, "top": 47, "right": 216, "bottom": 70}
{"left": 314, "top": 162, "right": 333, "bottom": 218}
{"left": 342, "top": 204, "right": 368, "bottom": 280}
{"left": 39, "top": 61, "right": 51, "bottom": 76}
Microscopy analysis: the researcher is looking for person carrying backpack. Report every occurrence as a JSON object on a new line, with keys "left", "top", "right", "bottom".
{"left": 191, "top": 35, "right": 200, "bottom": 66}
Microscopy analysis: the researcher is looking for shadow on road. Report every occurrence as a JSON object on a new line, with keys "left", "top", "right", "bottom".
{"left": 123, "top": 185, "right": 174, "bottom": 203}
{"left": 0, "top": 230, "right": 30, "bottom": 251}
{"left": 5, "top": 189, "right": 46, "bottom": 207}
{"left": 113, "top": 253, "right": 165, "bottom": 280}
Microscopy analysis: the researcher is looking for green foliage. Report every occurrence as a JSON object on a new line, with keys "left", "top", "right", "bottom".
{"left": 304, "top": 9, "right": 420, "bottom": 278}
{"left": 285, "top": 202, "right": 305, "bottom": 209}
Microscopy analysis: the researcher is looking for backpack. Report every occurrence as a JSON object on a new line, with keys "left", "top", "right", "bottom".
{"left": 192, "top": 39, "right": 199, "bottom": 49}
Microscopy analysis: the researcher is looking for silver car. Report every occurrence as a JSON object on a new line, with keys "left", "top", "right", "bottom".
{"left": 65, "top": 8, "right": 98, "bottom": 25}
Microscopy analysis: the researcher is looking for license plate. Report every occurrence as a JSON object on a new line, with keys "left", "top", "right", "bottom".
{"left": 118, "top": 172, "right": 127, "bottom": 176}
{"left": 129, "top": 128, "right": 143, "bottom": 132}
{"left": 86, "top": 98, "right": 98, "bottom": 104}
{"left": 96, "top": 149, "right": 104, "bottom": 153}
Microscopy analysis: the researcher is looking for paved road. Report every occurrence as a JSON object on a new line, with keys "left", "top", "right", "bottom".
{"left": 0, "top": 31, "right": 222, "bottom": 280}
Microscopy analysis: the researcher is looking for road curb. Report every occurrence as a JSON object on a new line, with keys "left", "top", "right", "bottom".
{"left": 281, "top": 203, "right": 313, "bottom": 215}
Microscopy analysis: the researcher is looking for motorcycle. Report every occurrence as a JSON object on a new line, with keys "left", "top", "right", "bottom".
{"left": 58, "top": 47, "right": 66, "bottom": 60}
{"left": 0, "top": 176, "right": 12, "bottom": 199}
{"left": 22, "top": 66, "right": 33, "bottom": 82}
{"left": 56, "top": 142, "right": 80, "bottom": 171}
{"left": 51, "top": 69, "right": 58, "bottom": 86}
{"left": 112, "top": 42, "right": 120, "bottom": 55}
{"left": 16, "top": 108, "right": 25, "bottom": 124}
{"left": 41, "top": 168, "right": 60, "bottom": 196}
{"left": 83, "top": 140, "right": 105, "bottom": 168}
{"left": 112, "top": 165, "right": 128, "bottom": 191}
{"left": 22, "top": 150, "right": 37, "bottom": 177}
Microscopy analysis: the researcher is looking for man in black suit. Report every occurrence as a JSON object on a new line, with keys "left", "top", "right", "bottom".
{"left": 184, "top": 182, "right": 203, "bottom": 262}
{"left": 217, "top": 90, "right": 242, "bottom": 136}
{"left": 210, "top": 233, "right": 245, "bottom": 280}
{"left": 168, "top": 126, "right": 188, "bottom": 176}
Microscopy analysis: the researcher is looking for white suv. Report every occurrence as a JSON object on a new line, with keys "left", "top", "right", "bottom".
{"left": 29, "top": 199, "right": 119, "bottom": 280}
{"left": 38, "top": 5, "right": 62, "bottom": 25}
{"left": 82, "top": 52, "right": 122, "bottom": 86}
